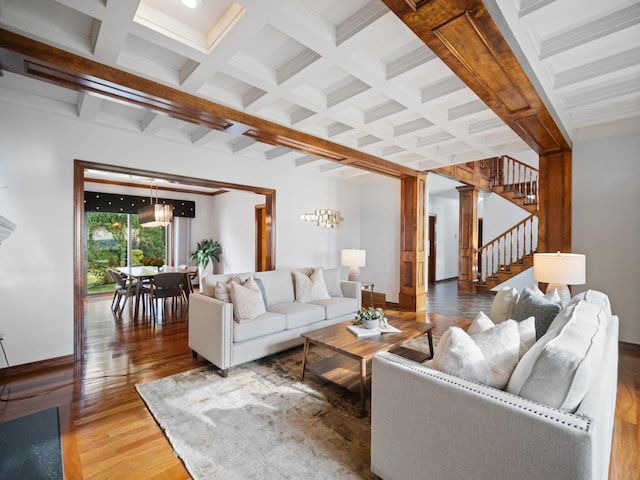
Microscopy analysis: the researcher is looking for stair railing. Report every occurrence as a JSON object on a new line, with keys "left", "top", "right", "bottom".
{"left": 477, "top": 214, "right": 538, "bottom": 285}
{"left": 484, "top": 155, "right": 538, "bottom": 205}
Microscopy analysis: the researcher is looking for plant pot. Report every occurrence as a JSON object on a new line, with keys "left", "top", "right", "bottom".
{"left": 363, "top": 318, "right": 380, "bottom": 329}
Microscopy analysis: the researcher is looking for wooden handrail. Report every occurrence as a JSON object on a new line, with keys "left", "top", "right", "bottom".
{"left": 477, "top": 214, "right": 538, "bottom": 284}
{"left": 482, "top": 155, "right": 539, "bottom": 206}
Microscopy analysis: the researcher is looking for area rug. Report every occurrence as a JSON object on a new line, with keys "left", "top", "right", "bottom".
{"left": 137, "top": 336, "right": 433, "bottom": 480}
{"left": 0, "top": 407, "right": 63, "bottom": 480}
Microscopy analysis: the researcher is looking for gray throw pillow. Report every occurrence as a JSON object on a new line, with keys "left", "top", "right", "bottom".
{"left": 322, "top": 267, "right": 343, "bottom": 297}
{"left": 512, "top": 288, "right": 562, "bottom": 339}
{"left": 253, "top": 278, "right": 268, "bottom": 307}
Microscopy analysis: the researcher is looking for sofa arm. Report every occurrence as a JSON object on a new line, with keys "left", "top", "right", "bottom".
{"left": 188, "top": 293, "right": 233, "bottom": 373}
{"left": 340, "top": 280, "right": 361, "bottom": 310}
{"left": 371, "top": 352, "right": 594, "bottom": 480}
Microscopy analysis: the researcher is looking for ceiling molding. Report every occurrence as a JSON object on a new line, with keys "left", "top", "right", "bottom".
{"left": 0, "top": 28, "right": 417, "bottom": 179}
{"left": 380, "top": 0, "right": 570, "bottom": 154}
{"left": 538, "top": 3, "right": 640, "bottom": 59}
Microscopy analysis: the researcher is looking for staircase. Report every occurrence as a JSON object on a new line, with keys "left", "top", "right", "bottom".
{"left": 476, "top": 156, "right": 539, "bottom": 293}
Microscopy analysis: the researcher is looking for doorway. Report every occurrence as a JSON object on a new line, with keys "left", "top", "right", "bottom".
{"left": 73, "top": 159, "right": 277, "bottom": 362}
{"left": 428, "top": 214, "right": 437, "bottom": 284}
{"left": 255, "top": 204, "right": 268, "bottom": 272}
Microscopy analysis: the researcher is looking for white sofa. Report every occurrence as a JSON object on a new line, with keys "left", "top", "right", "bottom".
{"left": 371, "top": 290, "right": 618, "bottom": 480}
{"left": 189, "top": 267, "right": 361, "bottom": 376}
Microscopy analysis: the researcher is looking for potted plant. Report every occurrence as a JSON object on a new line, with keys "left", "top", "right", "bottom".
{"left": 353, "top": 306, "right": 389, "bottom": 329}
{"left": 189, "top": 239, "right": 221, "bottom": 285}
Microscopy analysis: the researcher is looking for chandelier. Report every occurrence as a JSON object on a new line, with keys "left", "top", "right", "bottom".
{"left": 138, "top": 183, "right": 173, "bottom": 228}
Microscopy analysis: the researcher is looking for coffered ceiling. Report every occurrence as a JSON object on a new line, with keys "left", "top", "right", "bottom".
{"left": 0, "top": 0, "right": 637, "bottom": 184}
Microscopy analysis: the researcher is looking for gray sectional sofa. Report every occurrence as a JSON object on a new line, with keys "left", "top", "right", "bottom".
{"left": 371, "top": 289, "right": 618, "bottom": 480}
{"left": 188, "top": 267, "right": 361, "bottom": 376}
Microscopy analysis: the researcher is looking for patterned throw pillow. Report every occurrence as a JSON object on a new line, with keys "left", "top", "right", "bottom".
{"left": 229, "top": 277, "right": 266, "bottom": 323}
{"left": 293, "top": 268, "right": 331, "bottom": 303}
{"left": 512, "top": 287, "right": 562, "bottom": 339}
{"left": 214, "top": 276, "right": 241, "bottom": 303}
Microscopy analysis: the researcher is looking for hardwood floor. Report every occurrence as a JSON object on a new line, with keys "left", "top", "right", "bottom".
{"left": 0, "top": 288, "right": 638, "bottom": 479}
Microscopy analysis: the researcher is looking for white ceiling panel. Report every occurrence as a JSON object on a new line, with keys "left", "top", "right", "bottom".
{"left": 0, "top": 0, "right": 637, "bottom": 184}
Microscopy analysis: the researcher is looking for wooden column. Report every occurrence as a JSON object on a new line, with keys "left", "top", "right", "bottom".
{"left": 457, "top": 185, "right": 479, "bottom": 293}
{"left": 538, "top": 150, "right": 572, "bottom": 253}
{"left": 399, "top": 174, "right": 427, "bottom": 311}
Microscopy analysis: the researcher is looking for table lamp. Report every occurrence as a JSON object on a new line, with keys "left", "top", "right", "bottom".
{"left": 533, "top": 252, "right": 586, "bottom": 307}
{"left": 341, "top": 249, "right": 366, "bottom": 282}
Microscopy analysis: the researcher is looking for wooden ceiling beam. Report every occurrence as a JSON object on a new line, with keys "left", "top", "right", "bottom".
{"left": 381, "top": 0, "right": 570, "bottom": 155}
{"left": 0, "top": 28, "right": 418, "bottom": 179}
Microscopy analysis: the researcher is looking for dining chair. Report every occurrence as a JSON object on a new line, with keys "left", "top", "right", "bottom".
{"left": 108, "top": 269, "right": 137, "bottom": 316}
{"left": 145, "top": 272, "right": 187, "bottom": 321}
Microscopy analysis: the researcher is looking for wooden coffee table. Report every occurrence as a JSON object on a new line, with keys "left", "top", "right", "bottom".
{"left": 300, "top": 317, "right": 434, "bottom": 415}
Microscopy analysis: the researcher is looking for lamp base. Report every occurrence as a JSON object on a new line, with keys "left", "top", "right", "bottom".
{"left": 348, "top": 266, "right": 360, "bottom": 282}
{"left": 546, "top": 283, "right": 571, "bottom": 307}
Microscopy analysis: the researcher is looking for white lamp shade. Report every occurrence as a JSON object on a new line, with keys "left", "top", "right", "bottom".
{"left": 341, "top": 249, "right": 366, "bottom": 267}
{"left": 533, "top": 253, "right": 586, "bottom": 285}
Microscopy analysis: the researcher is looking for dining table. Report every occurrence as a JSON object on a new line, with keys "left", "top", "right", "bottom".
{"left": 116, "top": 265, "right": 190, "bottom": 320}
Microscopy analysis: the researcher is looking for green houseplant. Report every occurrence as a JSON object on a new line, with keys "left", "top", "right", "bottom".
{"left": 353, "top": 307, "right": 389, "bottom": 329}
{"left": 189, "top": 239, "right": 221, "bottom": 283}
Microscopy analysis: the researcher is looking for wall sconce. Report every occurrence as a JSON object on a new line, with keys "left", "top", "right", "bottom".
{"left": 300, "top": 209, "right": 343, "bottom": 228}
{"left": 534, "top": 252, "right": 586, "bottom": 307}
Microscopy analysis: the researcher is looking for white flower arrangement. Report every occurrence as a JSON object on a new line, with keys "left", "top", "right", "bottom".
{"left": 353, "top": 307, "right": 389, "bottom": 329}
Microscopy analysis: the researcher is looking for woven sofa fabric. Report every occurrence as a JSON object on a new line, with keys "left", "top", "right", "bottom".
{"left": 189, "top": 267, "right": 361, "bottom": 373}
{"left": 371, "top": 352, "right": 594, "bottom": 480}
{"left": 268, "top": 302, "right": 326, "bottom": 329}
{"left": 311, "top": 296, "right": 358, "bottom": 320}
{"left": 233, "top": 311, "right": 286, "bottom": 342}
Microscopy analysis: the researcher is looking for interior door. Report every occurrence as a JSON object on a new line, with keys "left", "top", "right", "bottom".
{"left": 255, "top": 204, "right": 267, "bottom": 272}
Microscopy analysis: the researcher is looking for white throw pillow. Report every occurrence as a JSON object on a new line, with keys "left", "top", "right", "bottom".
{"left": 568, "top": 289, "right": 611, "bottom": 315}
{"left": 214, "top": 276, "right": 241, "bottom": 303}
{"left": 431, "top": 319, "right": 521, "bottom": 389}
{"left": 293, "top": 268, "right": 331, "bottom": 303}
{"left": 467, "top": 311, "right": 494, "bottom": 336}
{"left": 471, "top": 320, "right": 521, "bottom": 389}
{"left": 490, "top": 287, "right": 519, "bottom": 323}
{"left": 517, "top": 316, "right": 536, "bottom": 359}
{"left": 506, "top": 300, "right": 606, "bottom": 412}
{"left": 431, "top": 327, "right": 493, "bottom": 386}
{"left": 229, "top": 277, "right": 266, "bottom": 323}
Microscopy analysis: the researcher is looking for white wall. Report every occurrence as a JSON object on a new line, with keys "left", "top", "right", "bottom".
{"left": 210, "top": 190, "right": 264, "bottom": 274}
{"left": 360, "top": 178, "right": 400, "bottom": 303}
{"left": 0, "top": 101, "right": 366, "bottom": 367}
{"left": 481, "top": 191, "right": 531, "bottom": 246}
{"left": 428, "top": 195, "right": 459, "bottom": 281}
{"left": 573, "top": 131, "right": 640, "bottom": 345}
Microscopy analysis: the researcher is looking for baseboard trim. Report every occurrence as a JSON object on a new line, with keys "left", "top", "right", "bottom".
{"left": 619, "top": 341, "right": 640, "bottom": 356}
{"left": 435, "top": 276, "right": 458, "bottom": 283}
{"left": 0, "top": 354, "right": 75, "bottom": 376}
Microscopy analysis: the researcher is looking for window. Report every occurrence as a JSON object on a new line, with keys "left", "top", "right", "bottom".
{"left": 86, "top": 212, "right": 167, "bottom": 294}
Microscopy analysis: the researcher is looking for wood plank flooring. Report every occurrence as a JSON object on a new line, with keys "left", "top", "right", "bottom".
{"left": 0, "top": 290, "right": 637, "bottom": 479}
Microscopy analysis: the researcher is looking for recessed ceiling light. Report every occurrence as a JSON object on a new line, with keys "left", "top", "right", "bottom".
{"left": 180, "top": 0, "right": 203, "bottom": 8}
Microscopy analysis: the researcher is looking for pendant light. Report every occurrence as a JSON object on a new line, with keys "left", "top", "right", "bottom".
{"left": 138, "top": 182, "right": 173, "bottom": 227}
